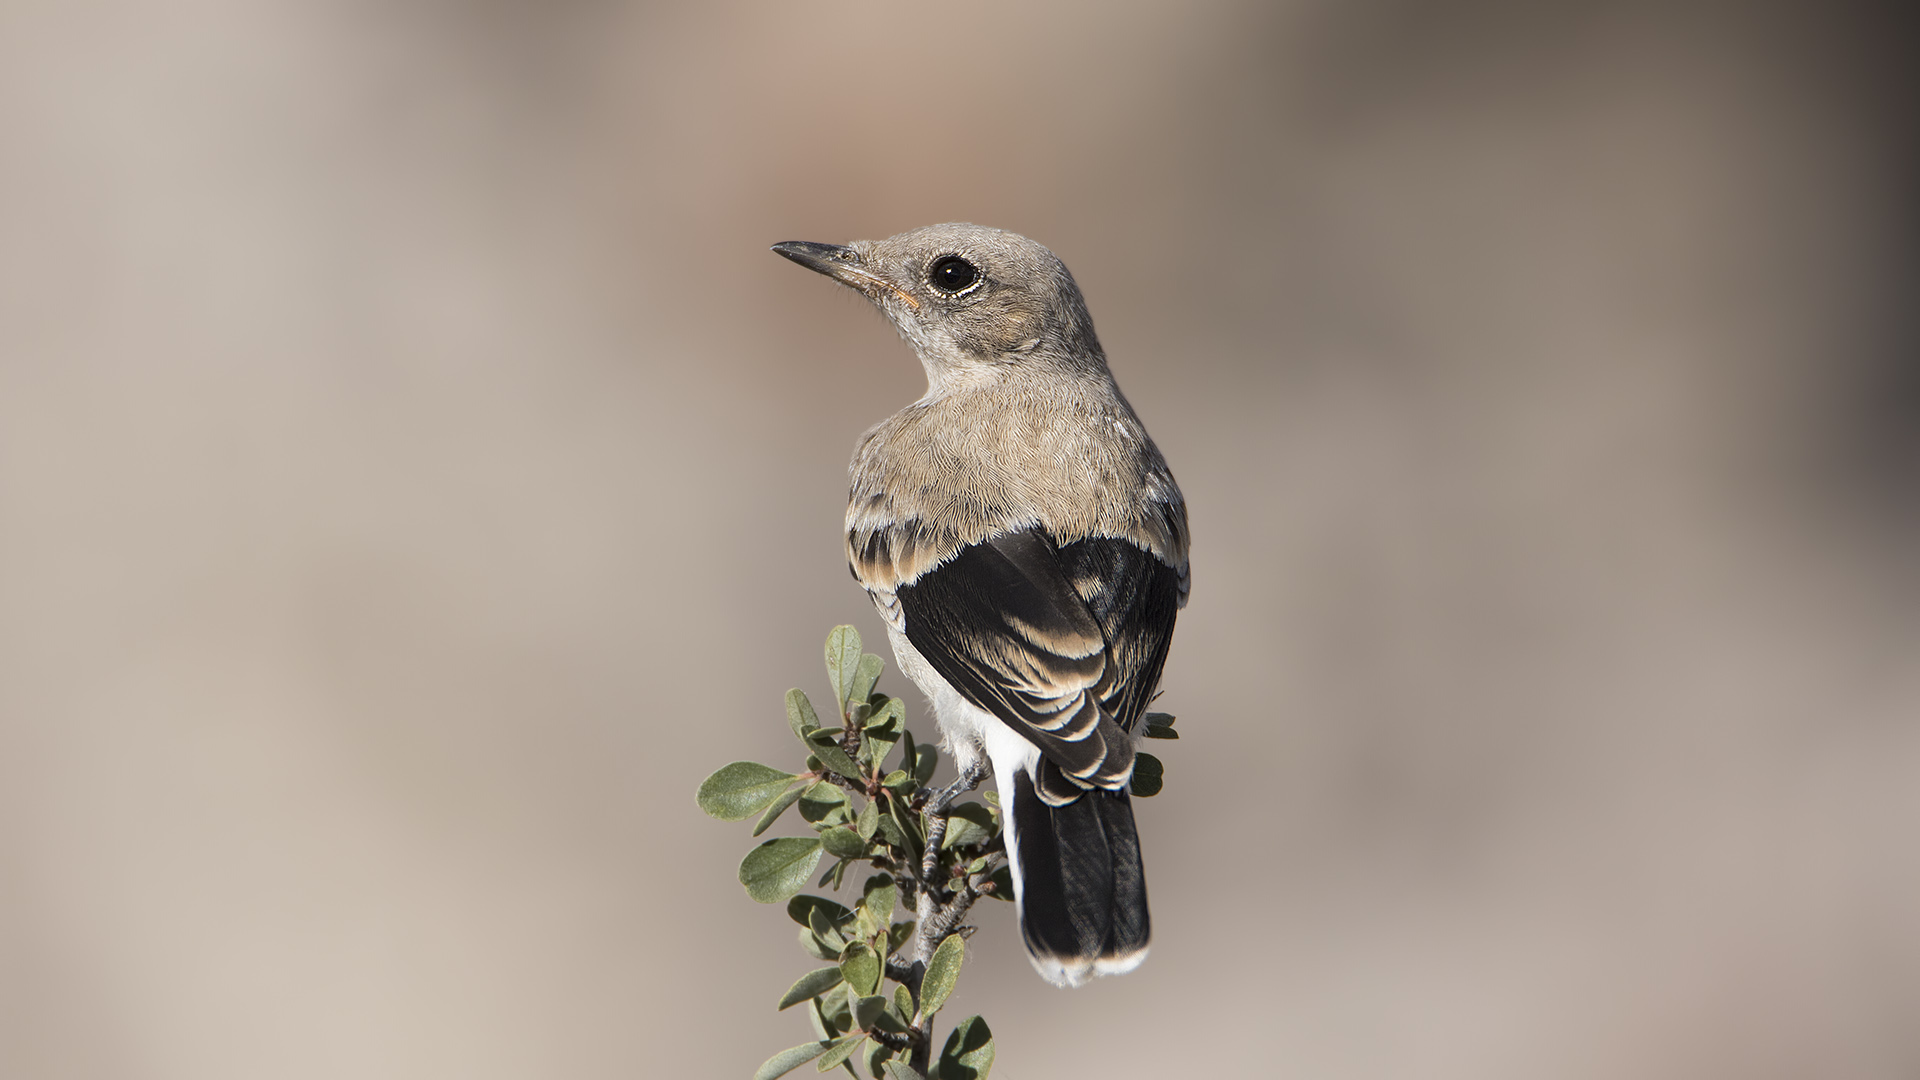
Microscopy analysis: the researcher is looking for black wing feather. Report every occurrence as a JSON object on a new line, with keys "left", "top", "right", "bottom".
{"left": 1055, "top": 537, "right": 1184, "bottom": 733}
{"left": 896, "top": 528, "right": 1182, "bottom": 794}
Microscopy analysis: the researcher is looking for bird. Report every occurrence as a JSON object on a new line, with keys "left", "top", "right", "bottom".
{"left": 771, "top": 223, "right": 1188, "bottom": 988}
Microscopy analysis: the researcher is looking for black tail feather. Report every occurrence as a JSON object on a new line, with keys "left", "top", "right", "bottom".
{"left": 1011, "top": 769, "right": 1149, "bottom": 981}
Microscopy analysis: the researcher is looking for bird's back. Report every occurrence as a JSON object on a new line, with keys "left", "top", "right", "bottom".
{"left": 845, "top": 369, "right": 1188, "bottom": 601}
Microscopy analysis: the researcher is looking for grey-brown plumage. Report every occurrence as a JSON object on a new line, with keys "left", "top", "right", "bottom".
{"left": 772, "top": 223, "right": 1188, "bottom": 988}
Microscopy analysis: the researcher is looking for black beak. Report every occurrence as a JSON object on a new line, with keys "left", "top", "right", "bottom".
{"left": 771, "top": 241, "right": 858, "bottom": 277}
{"left": 771, "top": 239, "right": 920, "bottom": 309}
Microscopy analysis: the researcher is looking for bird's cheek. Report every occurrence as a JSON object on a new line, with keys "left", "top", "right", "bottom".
{"left": 991, "top": 307, "right": 1045, "bottom": 352}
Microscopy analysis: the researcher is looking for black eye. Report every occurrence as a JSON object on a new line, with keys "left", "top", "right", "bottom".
{"left": 928, "top": 255, "right": 979, "bottom": 293}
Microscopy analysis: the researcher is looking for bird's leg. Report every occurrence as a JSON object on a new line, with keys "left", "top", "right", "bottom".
{"left": 919, "top": 816, "right": 947, "bottom": 878}
{"left": 919, "top": 758, "right": 989, "bottom": 887}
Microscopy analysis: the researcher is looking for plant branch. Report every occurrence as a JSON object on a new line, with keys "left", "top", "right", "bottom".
{"left": 702, "top": 626, "right": 1005, "bottom": 1080}
{"left": 903, "top": 758, "right": 993, "bottom": 1074}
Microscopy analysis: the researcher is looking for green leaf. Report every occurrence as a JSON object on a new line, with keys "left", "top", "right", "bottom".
{"left": 874, "top": 808, "right": 908, "bottom": 850}
{"left": 913, "top": 744, "right": 939, "bottom": 787}
{"left": 789, "top": 689, "right": 824, "bottom": 741}
{"left": 867, "top": 1005, "right": 908, "bottom": 1034}
{"left": 779, "top": 966, "right": 847, "bottom": 1010}
{"left": 887, "top": 920, "right": 915, "bottom": 955}
{"left": 899, "top": 730, "right": 918, "bottom": 781}
{"left": 821, "top": 825, "right": 869, "bottom": 860}
{"left": 935, "top": 1015, "right": 994, "bottom": 1080}
{"left": 856, "top": 796, "right": 880, "bottom": 841}
{"left": 887, "top": 793, "right": 923, "bottom": 851}
{"left": 860, "top": 1037, "right": 891, "bottom": 1078}
{"left": 753, "top": 1041, "right": 832, "bottom": 1080}
{"left": 740, "top": 837, "right": 824, "bottom": 903}
{"left": 867, "top": 696, "right": 905, "bottom": 734}
{"left": 808, "top": 996, "right": 836, "bottom": 1040}
{"left": 863, "top": 698, "right": 903, "bottom": 766}
{"left": 849, "top": 993, "right": 887, "bottom": 1031}
{"left": 892, "top": 982, "right": 914, "bottom": 1020}
{"left": 850, "top": 653, "right": 884, "bottom": 711}
{"left": 819, "top": 982, "right": 853, "bottom": 1033}
{"left": 849, "top": 901, "right": 880, "bottom": 943}
{"left": 799, "top": 923, "right": 838, "bottom": 961}
{"left": 840, "top": 943, "right": 881, "bottom": 997}
{"left": 807, "top": 731, "right": 866, "bottom": 780}
{"left": 752, "top": 782, "right": 810, "bottom": 837}
{"left": 1130, "top": 751, "right": 1164, "bottom": 798}
{"left": 1141, "top": 711, "right": 1176, "bottom": 732}
{"left": 698, "top": 762, "right": 801, "bottom": 821}
{"left": 789, "top": 894, "right": 853, "bottom": 929}
{"left": 798, "top": 780, "right": 851, "bottom": 823}
{"left": 826, "top": 626, "right": 863, "bottom": 711}
{"left": 941, "top": 802, "right": 995, "bottom": 850}
{"left": 1142, "top": 716, "right": 1178, "bottom": 740}
{"left": 815, "top": 1033, "right": 864, "bottom": 1072}
{"left": 860, "top": 874, "right": 897, "bottom": 926}
{"left": 918, "top": 933, "right": 964, "bottom": 1019}
{"left": 883, "top": 1063, "right": 925, "bottom": 1080}
{"left": 809, "top": 907, "right": 847, "bottom": 955}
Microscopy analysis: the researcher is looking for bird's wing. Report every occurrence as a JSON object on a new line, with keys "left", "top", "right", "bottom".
{"left": 893, "top": 528, "right": 1183, "bottom": 801}
{"left": 1052, "top": 534, "right": 1185, "bottom": 735}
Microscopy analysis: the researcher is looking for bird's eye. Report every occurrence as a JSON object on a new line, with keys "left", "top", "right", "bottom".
{"left": 928, "top": 255, "right": 979, "bottom": 293}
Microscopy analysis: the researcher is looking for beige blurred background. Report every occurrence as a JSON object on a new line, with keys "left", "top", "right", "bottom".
{"left": 3, "top": 1, "right": 1917, "bottom": 1076}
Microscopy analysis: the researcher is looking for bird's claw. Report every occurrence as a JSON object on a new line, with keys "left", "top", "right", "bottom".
{"left": 927, "top": 759, "right": 989, "bottom": 816}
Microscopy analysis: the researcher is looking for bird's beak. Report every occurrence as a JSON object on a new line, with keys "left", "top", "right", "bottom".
{"left": 771, "top": 241, "right": 919, "bottom": 309}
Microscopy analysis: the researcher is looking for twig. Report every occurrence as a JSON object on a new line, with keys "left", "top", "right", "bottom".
{"left": 904, "top": 759, "right": 990, "bottom": 1073}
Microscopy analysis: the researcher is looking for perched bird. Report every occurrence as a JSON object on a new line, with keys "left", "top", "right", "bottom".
{"left": 772, "top": 224, "right": 1189, "bottom": 988}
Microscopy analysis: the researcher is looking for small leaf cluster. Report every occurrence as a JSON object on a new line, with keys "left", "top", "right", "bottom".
{"left": 699, "top": 626, "right": 1003, "bottom": 1080}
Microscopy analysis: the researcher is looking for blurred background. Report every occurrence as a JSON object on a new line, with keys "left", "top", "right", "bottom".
{"left": 3, "top": 1, "right": 1917, "bottom": 1076}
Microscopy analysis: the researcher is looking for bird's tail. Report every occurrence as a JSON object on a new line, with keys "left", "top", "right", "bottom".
{"left": 1004, "top": 769, "right": 1150, "bottom": 988}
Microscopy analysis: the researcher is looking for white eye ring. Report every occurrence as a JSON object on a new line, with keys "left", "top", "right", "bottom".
{"left": 926, "top": 255, "right": 984, "bottom": 296}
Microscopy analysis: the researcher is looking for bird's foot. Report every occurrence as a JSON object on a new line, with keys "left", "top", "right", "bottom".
{"left": 920, "top": 759, "right": 990, "bottom": 886}
{"left": 926, "top": 758, "right": 989, "bottom": 816}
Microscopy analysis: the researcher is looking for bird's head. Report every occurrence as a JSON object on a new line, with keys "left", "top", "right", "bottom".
{"left": 773, "top": 223, "right": 1105, "bottom": 389}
